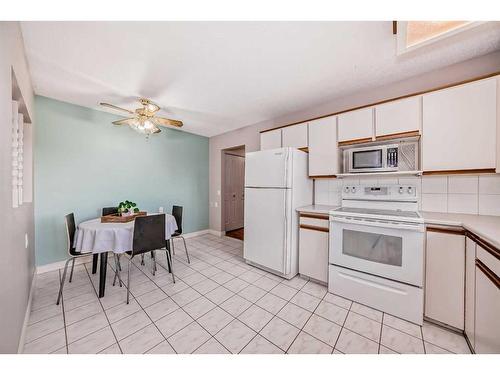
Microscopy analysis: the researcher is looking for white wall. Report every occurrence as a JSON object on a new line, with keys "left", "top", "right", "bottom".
{"left": 209, "top": 50, "right": 500, "bottom": 231}
{"left": 0, "top": 22, "right": 36, "bottom": 353}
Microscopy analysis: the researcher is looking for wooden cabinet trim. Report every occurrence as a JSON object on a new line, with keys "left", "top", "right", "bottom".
{"left": 310, "top": 175, "right": 337, "bottom": 179}
{"left": 375, "top": 130, "right": 420, "bottom": 142}
{"left": 299, "top": 224, "right": 329, "bottom": 233}
{"left": 476, "top": 259, "right": 500, "bottom": 289}
{"left": 337, "top": 137, "right": 373, "bottom": 147}
{"left": 423, "top": 168, "right": 496, "bottom": 176}
{"left": 466, "top": 231, "right": 500, "bottom": 261}
{"left": 426, "top": 226, "right": 465, "bottom": 236}
{"left": 299, "top": 213, "right": 329, "bottom": 220}
{"left": 260, "top": 72, "right": 499, "bottom": 134}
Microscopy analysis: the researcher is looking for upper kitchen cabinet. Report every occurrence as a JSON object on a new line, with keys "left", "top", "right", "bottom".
{"left": 422, "top": 78, "right": 497, "bottom": 172}
{"left": 260, "top": 128, "right": 282, "bottom": 150}
{"left": 282, "top": 122, "right": 308, "bottom": 148}
{"left": 337, "top": 107, "right": 374, "bottom": 143}
{"left": 375, "top": 96, "right": 421, "bottom": 137}
{"left": 308, "top": 116, "right": 338, "bottom": 176}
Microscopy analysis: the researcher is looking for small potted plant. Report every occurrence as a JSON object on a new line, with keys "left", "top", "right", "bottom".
{"left": 118, "top": 200, "right": 140, "bottom": 217}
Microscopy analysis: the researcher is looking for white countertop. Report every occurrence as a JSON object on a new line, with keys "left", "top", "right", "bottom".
{"left": 421, "top": 211, "right": 500, "bottom": 249}
{"left": 296, "top": 205, "right": 339, "bottom": 215}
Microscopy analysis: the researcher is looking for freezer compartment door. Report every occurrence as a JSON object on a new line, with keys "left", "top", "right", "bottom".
{"left": 245, "top": 148, "right": 291, "bottom": 188}
{"left": 244, "top": 187, "right": 289, "bottom": 274}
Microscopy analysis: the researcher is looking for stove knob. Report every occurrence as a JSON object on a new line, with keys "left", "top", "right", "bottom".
{"left": 351, "top": 186, "right": 356, "bottom": 193}
{"left": 407, "top": 186, "right": 413, "bottom": 195}
{"left": 399, "top": 186, "right": 404, "bottom": 194}
{"left": 344, "top": 186, "right": 350, "bottom": 193}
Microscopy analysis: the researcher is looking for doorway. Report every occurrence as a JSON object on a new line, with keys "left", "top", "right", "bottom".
{"left": 222, "top": 146, "right": 245, "bottom": 240}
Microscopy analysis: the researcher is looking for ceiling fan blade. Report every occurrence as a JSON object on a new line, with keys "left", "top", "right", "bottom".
{"left": 100, "top": 102, "right": 135, "bottom": 115}
{"left": 153, "top": 117, "right": 183, "bottom": 128}
{"left": 112, "top": 118, "right": 137, "bottom": 126}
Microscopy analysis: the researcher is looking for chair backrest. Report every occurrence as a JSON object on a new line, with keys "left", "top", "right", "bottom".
{"left": 102, "top": 207, "right": 119, "bottom": 216}
{"left": 172, "top": 205, "right": 183, "bottom": 234}
{"left": 132, "top": 214, "right": 165, "bottom": 257}
{"left": 65, "top": 213, "right": 78, "bottom": 256}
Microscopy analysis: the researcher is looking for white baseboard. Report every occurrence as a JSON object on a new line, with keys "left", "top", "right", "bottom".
{"left": 17, "top": 270, "right": 36, "bottom": 353}
{"left": 36, "top": 255, "right": 93, "bottom": 275}
{"left": 181, "top": 229, "right": 210, "bottom": 239}
{"left": 208, "top": 229, "right": 224, "bottom": 237}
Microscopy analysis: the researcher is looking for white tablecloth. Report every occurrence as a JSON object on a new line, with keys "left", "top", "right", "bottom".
{"left": 74, "top": 213, "right": 178, "bottom": 254}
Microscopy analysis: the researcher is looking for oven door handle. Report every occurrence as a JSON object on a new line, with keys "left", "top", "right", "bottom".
{"left": 330, "top": 216, "right": 424, "bottom": 232}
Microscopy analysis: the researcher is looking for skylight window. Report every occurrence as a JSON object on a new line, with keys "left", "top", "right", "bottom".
{"left": 396, "top": 21, "right": 483, "bottom": 54}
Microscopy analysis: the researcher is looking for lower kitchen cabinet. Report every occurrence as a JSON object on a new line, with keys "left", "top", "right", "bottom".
{"left": 424, "top": 229, "right": 465, "bottom": 330}
{"left": 465, "top": 237, "right": 476, "bottom": 348}
{"left": 475, "top": 259, "right": 500, "bottom": 353}
{"left": 298, "top": 214, "right": 329, "bottom": 283}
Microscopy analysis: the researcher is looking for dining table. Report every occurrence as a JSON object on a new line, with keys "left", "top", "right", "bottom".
{"left": 74, "top": 213, "right": 178, "bottom": 298}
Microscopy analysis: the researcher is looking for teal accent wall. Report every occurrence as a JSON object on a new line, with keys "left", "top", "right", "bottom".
{"left": 34, "top": 96, "right": 209, "bottom": 266}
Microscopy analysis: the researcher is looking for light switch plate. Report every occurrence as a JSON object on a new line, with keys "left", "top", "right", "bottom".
{"left": 25, "top": 233, "right": 29, "bottom": 249}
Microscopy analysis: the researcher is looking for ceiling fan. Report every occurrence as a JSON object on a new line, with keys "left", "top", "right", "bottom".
{"left": 99, "top": 98, "right": 183, "bottom": 136}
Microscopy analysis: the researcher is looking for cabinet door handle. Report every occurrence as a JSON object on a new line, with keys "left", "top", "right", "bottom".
{"left": 476, "top": 259, "right": 500, "bottom": 290}
{"left": 300, "top": 224, "right": 329, "bottom": 233}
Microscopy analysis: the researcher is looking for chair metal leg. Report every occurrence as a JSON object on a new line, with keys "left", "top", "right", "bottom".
{"left": 181, "top": 236, "right": 190, "bottom": 264}
{"left": 69, "top": 258, "right": 76, "bottom": 282}
{"left": 56, "top": 258, "right": 72, "bottom": 305}
{"left": 126, "top": 258, "right": 132, "bottom": 304}
{"left": 151, "top": 251, "right": 157, "bottom": 276}
{"left": 171, "top": 238, "right": 176, "bottom": 255}
{"left": 166, "top": 247, "right": 175, "bottom": 283}
{"left": 113, "top": 254, "right": 122, "bottom": 287}
{"left": 140, "top": 254, "right": 145, "bottom": 266}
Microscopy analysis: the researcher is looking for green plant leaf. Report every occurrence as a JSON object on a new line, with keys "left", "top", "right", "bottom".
{"left": 133, "top": 207, "right": 139, "bottom": 213}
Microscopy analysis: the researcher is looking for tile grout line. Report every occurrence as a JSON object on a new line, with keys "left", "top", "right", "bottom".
{"left": 82, "top": 261, "right": 124, "bottom": 354}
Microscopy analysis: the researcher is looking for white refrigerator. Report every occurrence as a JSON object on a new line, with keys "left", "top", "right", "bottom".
{"left": 244, "top": 147, "right": 313, "bottom": 279}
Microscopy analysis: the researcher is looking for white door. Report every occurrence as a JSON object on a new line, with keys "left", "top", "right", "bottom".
{"left": 282, "top": 123, "right": 308, "bottom": 148}
{"left": 245, "top": 148, "right": 290, "bottom": 188}
{"left": 422, "top": 78, "right": 497, "bottom": 171}
{"left": 308, "top": 116, "right": 338, "bottom": 176}
{"left": 375, "top": 96, "right": 421, "bottom": 137}
{"left": 244, "top": 188, "right": 288, "bottom": 273}
{"left": 224, "top": 153, "right": 245, "bottom": 231}
{"left": 338, "top": 107, "right": 374, "bottom": 142}
{"left": 424, "top": 231, "right": 465, "bottom": 330}
{"left": 260, "top": 129, "right": 282, "bottom": 150}
{"left": 475, "top": 259, "right": 500, "bottom": 353}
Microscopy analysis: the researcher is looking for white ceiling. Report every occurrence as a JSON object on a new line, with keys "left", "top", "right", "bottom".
{"left": 21, "top": 21, "right": 500, "bottom": 137}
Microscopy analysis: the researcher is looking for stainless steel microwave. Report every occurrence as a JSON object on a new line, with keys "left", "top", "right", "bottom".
{"left": 343, "top": 141, "right": 418, "bottom": 173}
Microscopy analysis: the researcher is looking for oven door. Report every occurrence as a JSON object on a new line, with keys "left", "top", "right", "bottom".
{"left": 329, "top": 217, "right": 424, "bottom": 286}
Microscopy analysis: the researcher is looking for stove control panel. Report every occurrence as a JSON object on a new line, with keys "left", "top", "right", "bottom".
{"left": 342, "top": 184, "right": 417, "bottom": 201}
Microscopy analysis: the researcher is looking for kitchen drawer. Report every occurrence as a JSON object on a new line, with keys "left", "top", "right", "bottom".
{"left": 329, "top": 265, "right": 423, "bottom": 325}
{"left": 299, "top": 214, "right": 329, "bottom": 229}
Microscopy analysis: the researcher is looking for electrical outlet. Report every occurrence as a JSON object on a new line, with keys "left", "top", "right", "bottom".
{"left": 25, "top": 233, "right": 29, "bottom": 249}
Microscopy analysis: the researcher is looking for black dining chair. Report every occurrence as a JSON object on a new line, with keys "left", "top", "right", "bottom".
{"left": 56, "top": 213, "right": 93, "bottom": 305}
{"left": 171, "top": 205, "right": 190, "bottom": 264}
{"left": 113, "top": 214, "right": 175, "bottom": 304}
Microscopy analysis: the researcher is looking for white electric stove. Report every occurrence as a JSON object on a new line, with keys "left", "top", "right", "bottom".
{"left": 329, "top": 184, "right": 424, "bottom": 325}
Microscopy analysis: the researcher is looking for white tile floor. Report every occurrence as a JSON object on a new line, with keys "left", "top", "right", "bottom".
{"left": 23, "top": 234, "right": 471, "bottom": 354}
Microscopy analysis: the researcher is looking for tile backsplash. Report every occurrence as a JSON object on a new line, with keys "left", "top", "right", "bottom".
{"left": 314, "top": 174, "right": 500, "bottom": 216}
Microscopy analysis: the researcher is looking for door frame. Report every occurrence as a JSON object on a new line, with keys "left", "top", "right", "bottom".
{"left": 221, "top": 145, "right": 246, "bottom": 233}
